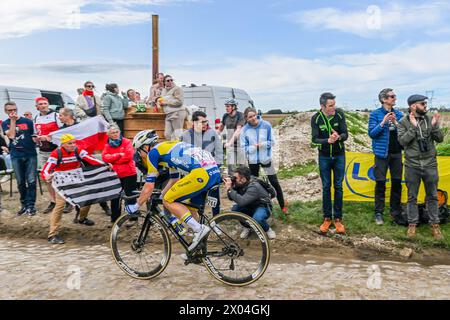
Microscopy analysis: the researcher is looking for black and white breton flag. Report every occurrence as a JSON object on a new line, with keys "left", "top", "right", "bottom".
{"left": 52, "top": 166, "right": 122, "bottom": 208}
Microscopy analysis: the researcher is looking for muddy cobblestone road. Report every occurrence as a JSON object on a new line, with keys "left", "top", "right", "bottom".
{"left": 1, "top": 238, "right": 449, "bottom": 300}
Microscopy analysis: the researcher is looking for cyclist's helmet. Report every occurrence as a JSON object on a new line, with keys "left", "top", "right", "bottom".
{"left": 133, "top": 129, "right": 159, "bottom": 150}
{"left": 224, "top": 98, "right": 238, "bottom": 109}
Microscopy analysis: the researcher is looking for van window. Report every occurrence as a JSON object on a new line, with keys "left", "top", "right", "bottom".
{"left": 41, "top": 91, "right": 64, "bottom": 111}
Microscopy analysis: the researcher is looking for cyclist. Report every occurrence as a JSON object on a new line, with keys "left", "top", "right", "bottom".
{"left": 125, "top": 129, "right": 221, "bottom": 251}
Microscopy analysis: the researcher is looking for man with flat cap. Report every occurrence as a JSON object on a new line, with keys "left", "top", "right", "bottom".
{"left": 397, "top": 94, "right": 444, "bottom": 240}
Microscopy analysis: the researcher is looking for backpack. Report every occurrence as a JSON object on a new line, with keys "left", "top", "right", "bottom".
{"left": 256, "top": 177, "right": 277, "bottom": 200}
{"left": 419, "top": 189, "right": 449, "bottom": 224}
{"left": 391, "top": 206, "right": 409, "bottom": 226}
{"left": 56, "top": 147, "right": 94, "bottom": 168}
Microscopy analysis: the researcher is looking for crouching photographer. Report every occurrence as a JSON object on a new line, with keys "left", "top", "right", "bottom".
{"left": 224, "top": 166, "right": 276, "bottom": 240}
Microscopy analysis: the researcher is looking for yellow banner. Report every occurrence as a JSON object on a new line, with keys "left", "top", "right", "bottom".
{"left": 343, "top": 152, "right": 450, "bottom": 203}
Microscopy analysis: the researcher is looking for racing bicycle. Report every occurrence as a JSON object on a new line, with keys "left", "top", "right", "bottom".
{"left": 110, "top": 184, "right": 271, "bottom": 287}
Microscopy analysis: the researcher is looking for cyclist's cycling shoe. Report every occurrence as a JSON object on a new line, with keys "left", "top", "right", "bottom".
{"left": 188, "top": 225, "right": 211, "bottom": 251}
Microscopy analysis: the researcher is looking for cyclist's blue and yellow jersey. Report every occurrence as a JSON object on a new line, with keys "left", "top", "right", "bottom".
{"left": 146, "top": 141, "right": 221, "bottom": 205}
{"left": 145, "top": 141, "right": 219, "bottom": 183}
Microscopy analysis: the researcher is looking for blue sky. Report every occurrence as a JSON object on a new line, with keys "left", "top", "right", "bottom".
{"left": 1, "top": 0, "right": 450, "bottom": 111}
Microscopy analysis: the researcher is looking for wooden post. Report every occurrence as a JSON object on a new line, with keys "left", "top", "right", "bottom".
{"left": 152, "top": 15, "right": 159, "bottom": 83}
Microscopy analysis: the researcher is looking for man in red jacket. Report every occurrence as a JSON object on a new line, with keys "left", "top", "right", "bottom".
{"left": 41, "top": 133, "right": 105, "bottom": 244}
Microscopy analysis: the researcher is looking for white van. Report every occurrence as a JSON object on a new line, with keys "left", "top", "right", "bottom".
{"left": 181, "top": 84, "right": 254, "bottom": 124}
{"left": 0, "top": 85, "right": 75, "bottom": 120}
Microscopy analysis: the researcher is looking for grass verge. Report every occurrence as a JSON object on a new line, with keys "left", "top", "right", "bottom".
{"left": 278, "top": 161, "right": 319, "bottom": 180}
{"left": 273, "top": 201, "right": 450, "bottom": 249}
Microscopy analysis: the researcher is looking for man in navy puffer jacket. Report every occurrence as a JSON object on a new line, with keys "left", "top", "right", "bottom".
{"left": 368, "top": 88, "right": 404, "bottom": 225}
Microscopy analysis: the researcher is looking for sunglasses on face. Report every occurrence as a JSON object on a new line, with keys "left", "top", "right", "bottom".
{"left": 387, "top": 95, "right": 397, "bottom": 99}
{"left": 165, "top": 79, "right": 173, "bottom": 83}
{"left": 85, "top": 85, "right": 95, "bottom": 88}
{"left": 419, "top": 102, "right": 428, "bottom": 106}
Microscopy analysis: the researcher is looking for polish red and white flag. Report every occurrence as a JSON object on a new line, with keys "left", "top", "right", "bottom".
{"left": 50, "top": 116, "right": 110, "bottom": 154}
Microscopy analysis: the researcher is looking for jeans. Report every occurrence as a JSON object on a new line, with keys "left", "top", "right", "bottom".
{"left": 373, "top": 154, "right": 403, "bottom": 215}
{"left": 319, "top": 155, "right": 345, "bottom": 219}
{"left": 11, "top": 156, "right": 37, "bottom": 209}
{"left": 232, "top": 204, "right": 271, "bottom": 232}
{"left": 111, "top": 175, "right": 137, "bottom": 222}
{"left": 249, "top": 163, "right": 285, "bottom": 210}
{"left": 0, "top": 153, "right": 12, "bottom": 170}
{"left": 405, "top": 166, "right": 440, "bottom": 225}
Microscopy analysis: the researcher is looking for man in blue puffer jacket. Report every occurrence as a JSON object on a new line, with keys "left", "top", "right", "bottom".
{"left": 368, "top": 88, "right": 404, "bottom": 225}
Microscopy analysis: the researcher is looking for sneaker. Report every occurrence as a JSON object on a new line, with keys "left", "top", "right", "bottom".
{"left": 319, "top": 218, "right": 332, "bottom": 234}
{"left": 16, "top": 207, "right": 27, "bottom": 216}
{"left": 48, "top": 235, "right": 65, "bottom": 244}
{"left": 240, "top": 227, "right": 251, "bottom": 239}
{"left": 375, "top": 213, "right": 384, "bottom": 225}
{"left": 282, "top": 200, "right": 289, "bottom": 215}
{"left": 407, "top": 224, "right": 417, "bottom": 238}
{"left": 42, "top": 202, "right": 56, "bottom": 214}
{"left": 26, "top": 207, "right": 37, "bottom": 216}
{"left": 100, "top": 203, "right": 112, "bottom": 216}
{"left": 266, "top": 228, "right": 276, "bottom": 239}
{"left": 78, "top": 218, "right": 95, "bottom": 226}
{"left": 431, "top": 224, "right": 444, "bottom": 240}
{"left": 63, "top": 203, "right": 74, "bottom": 214}
{"left": 334, "top": 219, "right": 346, "bottom": 234}
{"left": 188, "top": 225, "right": 211, "bottom": 251}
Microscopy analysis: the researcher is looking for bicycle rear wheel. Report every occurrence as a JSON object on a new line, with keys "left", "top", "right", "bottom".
{"left": 110, "top": 213, "right": 171, "bottom": 280}
{"left": 202, "top": 211, "right": 270, "bottom": 286}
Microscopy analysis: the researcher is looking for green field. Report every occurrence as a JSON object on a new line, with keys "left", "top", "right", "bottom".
{"left": 273, "top": 201, "right": 450, "bottom": 249}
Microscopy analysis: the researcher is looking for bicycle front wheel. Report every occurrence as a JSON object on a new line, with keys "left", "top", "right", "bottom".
{"left": 110, "top": 213, "right": 171, "bottom": 280}
{"left": 202, "top": 211, "right": 271, "bottom": 286}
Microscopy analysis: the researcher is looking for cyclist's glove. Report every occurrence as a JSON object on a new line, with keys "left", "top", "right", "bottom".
{"left": 125, "top": 203, "right": 140, "bottom": 215}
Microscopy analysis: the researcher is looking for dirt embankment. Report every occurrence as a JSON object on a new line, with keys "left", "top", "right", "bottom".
{"left": 275, "top": 112, "right": 372, "bottom": 169}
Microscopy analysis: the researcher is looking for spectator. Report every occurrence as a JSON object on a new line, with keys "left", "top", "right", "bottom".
{"left": 101, "top": 83, "right": 129, "bottom": 133}
{"left": 34, "top": 97, "right": 63, "bottom": 214}
{"left": 42, "top": 133, "right": 104, "bottom": 244}
{"left": 76, "top": 88, "right": 84, "bottom": 96}
{"left": 159, "top": 75, "right": 186, "bottom": 140}
{"left": 398, "top": 95, "right": 445, "bottom": 240}
{"left": 148, "top": 72, "right": 165, "bottom": 106}
{"left": 127, "top": 89, "right": 138, "bottom": 107}
{"left": 241, "top": 107, "right": 288, "bottom": 214}
{"left": 0, "top": 134, "right": 12, "bottom": 172}
{"left": 180, "top": 111, "right": 223, "bottom": 216}
{"left": 224, "top": 166, "right": 276, "bottom": 239}
{"left": 216, "top": 98, "right": 245, "bottom": 175}
{"left": 2, "top": 102, "right": 38, "bottom": 215}
{"left": 58, "top": 107, "right": 112, "bottom": 216}
{"left": 23, "top": 111, "right": 33, "bottom": 120}
{"left": 74, "top": 81, "right": 102, "bottom": 121}
{"left": 135, "top": 92, "right": 142, "bottom": 102}
{"left": 102, "top": 125, "right": 137, "bottom": 224}
{"left": 311, "top": 93, "right": 348, "bottom": 235}
{"left": 369, "top": 88, "right": 404, "bottom": 225}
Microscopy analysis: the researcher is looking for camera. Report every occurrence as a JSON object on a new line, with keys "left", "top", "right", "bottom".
{"left": 230, "top": 176, "right": 237, "bottom": 184}
{"left": 418, "top": 137, "right": 430, "bottom": 153}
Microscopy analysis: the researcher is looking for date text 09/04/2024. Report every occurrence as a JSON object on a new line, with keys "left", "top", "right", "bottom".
{"left": 179, "top": 304, "right": 270, "bottom": 317}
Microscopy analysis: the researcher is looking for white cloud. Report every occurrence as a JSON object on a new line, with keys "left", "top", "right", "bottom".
{"left": 0, "top": 0, "right": 193, "bottom": 40}
{"left": 2, "top": 42, "right": 450, "bottom": 110}
{"left": 288, "top": 2, "right": 449, "bottom": 38}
